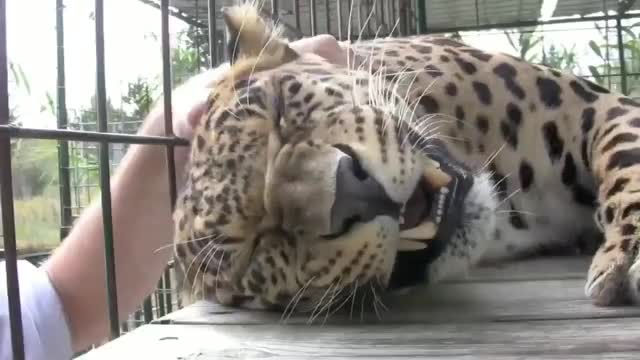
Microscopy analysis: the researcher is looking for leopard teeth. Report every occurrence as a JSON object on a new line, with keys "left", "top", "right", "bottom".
{"left": 399, "top": 238, "right": 428, "bottom": 251}
{"left": 398, "top": 220, "right": 437, "bottom": 239}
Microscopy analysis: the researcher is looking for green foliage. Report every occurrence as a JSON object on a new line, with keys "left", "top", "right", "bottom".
{"left": 11, "top": 139, "right": 59, "bottom": 199}
{"left": 122, "top": 77, "right": 158, "bottom": 119}
{"left": 504, "top": 28, "right": 543, "bottom": 63}
{"left": 14, "top": 195, "right": 61, "bottom": 253}
{"left": 172, "top": 26, "right": 208, "bottom": 86}
{"left": 543, "top": 44, "right": 579, "bottom": 72}
{"left": 503, "top": 28, "right": 579, "bottom": 75}
{"left": 585, "top": 21, "right": 640, "bottom": 96}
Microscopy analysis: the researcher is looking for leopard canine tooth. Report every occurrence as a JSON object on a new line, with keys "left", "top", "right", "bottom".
{"left": 399, "top": 220, "right": 437, "bottom": 239}
{"left": 399, "top": 239, "right": 428, "bottom": 251}
{"left": 423, "top": 165, "right": 452, "bottom": 189}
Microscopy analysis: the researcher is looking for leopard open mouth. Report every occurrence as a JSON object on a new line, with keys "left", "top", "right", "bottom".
{"left": 389, "top": 147, "right": 475, "bottom": 289}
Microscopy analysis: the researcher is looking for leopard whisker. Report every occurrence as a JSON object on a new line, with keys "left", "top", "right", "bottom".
{"left": 476, "top": 143, "right": 507, "bottom": 176}
{"left": 181, "top": 241, "right": 215, "bottom": 296}
{"left": 281, "top": 275, "right": 316, "bottom": 324}
{"left": 349, "top": 279, "right": 359, "bottom": 321}
{"left": 194, "top": 242, "right": 221, "bottom": 300}
{"left": 497, "top": 188, "right": 523, "bottom": 209}
{"left": 307, "top": 281, "right": 337, "bottom": 325}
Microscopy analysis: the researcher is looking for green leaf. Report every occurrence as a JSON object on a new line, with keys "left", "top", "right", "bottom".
{"left": 17, "top": 65, "right": 30, "bottom": 95}
{"left": 589, "top": 40, "right": 603, "bottom": 59}
{"left": 588, "top": 65, "right": 602, "bottom": 81}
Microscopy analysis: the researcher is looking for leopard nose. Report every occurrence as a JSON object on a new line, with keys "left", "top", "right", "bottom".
{"left": 326, "top": 148, "right": 401, "bottom": 238}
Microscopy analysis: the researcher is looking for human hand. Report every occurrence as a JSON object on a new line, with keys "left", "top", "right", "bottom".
{"left": 139, "top": 34, "right": 351, "bottom": 183}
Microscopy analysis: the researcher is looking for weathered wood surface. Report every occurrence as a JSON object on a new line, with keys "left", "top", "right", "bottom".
{"left": 77, "top": 256, "right": 640, "bottom": 359}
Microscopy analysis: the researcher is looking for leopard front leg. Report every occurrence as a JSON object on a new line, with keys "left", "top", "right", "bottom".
{"left": 584, "top": 104, "right": 640, "bottom": 306}
{"left": 586, "top": 172, "right": 640, "bottom": 306}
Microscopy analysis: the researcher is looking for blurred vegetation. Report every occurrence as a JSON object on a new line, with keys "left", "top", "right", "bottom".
{"left": 587, "top": 21, "right": 640, "bottom": 97}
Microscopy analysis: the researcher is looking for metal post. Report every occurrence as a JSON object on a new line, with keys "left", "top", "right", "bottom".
{"left": 310, "top": 0, "right": 317, "bottom": 35}
{"left": 325, "top": 0, "right": 331, "bottom": 34}
{"left": 164, "top": 267, "right": 173, "bottom": 313}
{"left": 208, "top": 0, "right": 218, "bottom": 66}
{"left": 160, "top": 0, "right": 177, "bottom": 211}
{"left": 272, "top": 0, "right": 279, "bottom": 21}
{"left": 293, "top": 0, "right": 301, "bottom": 31}
{"left": 0, "top": 0, "right": 25, "bottom": 356}
{"left": 94, "top": 0, "right": 120, "bottom": 339}
{"left": 337, "top": 0, "right": 343, "bottom": 40}
{"left": 616, "top": 17, "right": 628, "bottom": 95}
{"left": 160, "top": 0, "right": 178, "bottom": 325}
{"left": 56, "top": 0, "right": 72, "bottom": 240}
{"left": 416, "top": 0, "right": 426, "bottom": 34}
{"left": 156, "top": 277, "right": 166, "bottom": 317}
{"left": 195, "top": 0, "right": 201, "bottom": 70}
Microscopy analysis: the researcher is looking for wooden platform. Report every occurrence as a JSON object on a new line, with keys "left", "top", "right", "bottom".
{"left": 77, "top": 256, "right": 640, "bottom": 359}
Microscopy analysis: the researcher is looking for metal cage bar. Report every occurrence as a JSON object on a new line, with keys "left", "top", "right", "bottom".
{"left": 0, "top": 0, "right": 26, "bottom": 358}
{"left": 56, "top": 0, "right": 73, "bottom": 240}
{"left": 310, "top": 0, "right": 317, "bottom": 35}
{"left": 94, "top": 0, "right": 121, "bottom": 339}
{"left": 208, "top": 0, "right": 218, "bottom": 66}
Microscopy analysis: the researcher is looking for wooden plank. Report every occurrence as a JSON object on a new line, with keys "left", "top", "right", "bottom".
{"left": 78, "top": 318, "right": 640, "bottom": 359}
{"left": 156, "top": 277, "right": 640, "bottom": 326}
{"left": 459, "top": 256, "right": 590, "bottom": 282}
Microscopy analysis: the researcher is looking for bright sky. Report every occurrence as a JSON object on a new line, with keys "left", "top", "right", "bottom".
{"left": 5, "top": 0, "right": 638, "bottom": 129}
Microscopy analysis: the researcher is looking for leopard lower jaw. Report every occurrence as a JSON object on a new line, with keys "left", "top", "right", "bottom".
{"left": 395, "top": 155, "right": 474, "bottom": 252}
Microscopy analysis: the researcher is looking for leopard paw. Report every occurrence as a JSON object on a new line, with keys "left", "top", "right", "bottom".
{"left": 585, "top": 237, "right": 638, "bottom": 306}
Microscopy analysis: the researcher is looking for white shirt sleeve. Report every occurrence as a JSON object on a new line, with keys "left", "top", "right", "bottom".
{"left": 1, "top": 260, "right": 73, "bottom": 360}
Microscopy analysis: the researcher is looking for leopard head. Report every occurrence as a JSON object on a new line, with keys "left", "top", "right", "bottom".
{"left": 173, "top": 2, "right": 497, "bottom": 315}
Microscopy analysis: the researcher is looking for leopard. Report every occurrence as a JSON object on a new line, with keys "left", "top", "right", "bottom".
{"left": 172, "top": 2, "right": 640, "bottom": 316}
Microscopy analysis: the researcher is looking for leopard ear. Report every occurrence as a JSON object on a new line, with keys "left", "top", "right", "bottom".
{"left": 222, "top": 4, "right": 299, "bottom": 66}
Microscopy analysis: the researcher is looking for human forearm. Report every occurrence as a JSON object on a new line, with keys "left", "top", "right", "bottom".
{"left": 43, "top": 125, "right": 177, "bottom": 352}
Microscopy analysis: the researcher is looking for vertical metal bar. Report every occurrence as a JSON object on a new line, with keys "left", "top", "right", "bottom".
{"left": 377, "top": 0, "right": 386, "bottom": 35}
{"left": 156, "top": 277, "right": 166, "bottom": 317}
{"left": 617, "top": 17, "right": 628, "bottom": 95}
{"left": 143, "top": 298, "right": 153, "bottom": 323}
{"left": 391, "top": 0, "right": 397, "bottom": 36}
{"left": 160, "top": 0, "right": 177, "bottom": 211}
{"left": 94, "top": 0, "right": 120, "bottom": 339}
{"left": 164, "top": 267, "right": 173, "bottom": 312}
{"left": 337, "top": 0, "right": 343, "bottom": 40}
{"left": 325, "top": 0, "right": 331, "bottom": 34}
{"left": 271, "top": 0, "right": 279, "bottom": 21}
{"left": 208, "top": 0, "right": 218, "bottom": 67}
{"left": 416, "top": 0, "right": 426, "bottom": 34}
{"left": 475, "top": 0, "right": 480, "bottom": 26}
{"left": 159, "top": 0, "right": 177, "bottom": 321}
{"left": 293, "top": 0, "right": 301, "bottom": 31}
{"left": 310, "top": 0, "right": 317, "bottom": 35}
{"left": 195, "top": 0, "right": 201, "bottom": 70}
{"left": 353, "top": 0, "right": 364, "bottom": 36}
{"left": 0, "top": 0, "right": 25, "bottom": 356}
{"left": 56, "top": 0, "right": 72, "bottom": 240}
{"left": 400, "top": 0, "right": 408, "bottom": 36}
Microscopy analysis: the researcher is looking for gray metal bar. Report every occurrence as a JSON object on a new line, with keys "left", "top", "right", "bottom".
{"left": 94, "top": 0, "right": 120, "bottom": 339}
{"left": 56, "top": 0, "right": 72, "bottom": 239}
{"left": 0, "top": 0, "right": 25, "bottom": 356}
